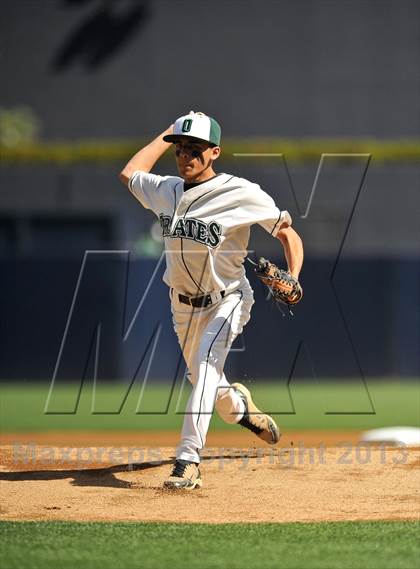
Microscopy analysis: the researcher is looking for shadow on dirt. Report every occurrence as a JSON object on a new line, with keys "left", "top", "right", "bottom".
{"left": 0, "top": 450, "right": 271, "bottom": 488}
{"left": 0, "top": 459, "right": 172, "bottom": 488}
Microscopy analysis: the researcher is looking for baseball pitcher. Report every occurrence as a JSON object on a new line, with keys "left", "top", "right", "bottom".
{"left": 119, "top": 111, "right": 304, "bottom": 490}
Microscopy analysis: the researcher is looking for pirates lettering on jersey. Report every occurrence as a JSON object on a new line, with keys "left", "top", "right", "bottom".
{"left": 159, "top": 214, "right": 222, "bottom": 248}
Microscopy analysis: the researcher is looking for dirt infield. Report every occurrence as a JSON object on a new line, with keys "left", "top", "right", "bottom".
{"left": 1, "top": 431, "right": 419, "bottom": 524}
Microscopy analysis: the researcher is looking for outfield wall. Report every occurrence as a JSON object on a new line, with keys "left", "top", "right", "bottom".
{"left": 1, "top": 255, "right": 418, "bottom": 381}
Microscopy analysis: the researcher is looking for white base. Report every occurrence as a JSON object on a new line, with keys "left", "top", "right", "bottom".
{"left": 360, "top": 426, "right": 420, "bottom": 446}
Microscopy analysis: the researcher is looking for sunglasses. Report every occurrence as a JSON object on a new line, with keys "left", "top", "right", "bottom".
{"left": 175, "top": 145, "right": 206, "bottom": 158}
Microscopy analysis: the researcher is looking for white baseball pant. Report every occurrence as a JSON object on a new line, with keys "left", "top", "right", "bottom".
{"left": 170, "top": 281, "right": 254, "bottom": 463}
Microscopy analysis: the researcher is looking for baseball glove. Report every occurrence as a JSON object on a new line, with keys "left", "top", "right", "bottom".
{"left": 255, "top": 257, "right": 303, "bottom": 306}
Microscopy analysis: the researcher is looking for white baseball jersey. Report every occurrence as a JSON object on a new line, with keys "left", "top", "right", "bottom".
{"left": 129, "top": 171, "right": 291, "bottom": 295}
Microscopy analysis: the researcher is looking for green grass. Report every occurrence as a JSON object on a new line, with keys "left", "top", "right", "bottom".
{"left": 0, "top": 520, "right": 419, "bottom": 569}
{"left": 0, "top": 380, "right": 419, "bottom": 432}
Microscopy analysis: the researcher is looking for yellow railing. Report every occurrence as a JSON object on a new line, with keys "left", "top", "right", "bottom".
{"left": 1, "top": 138, "right": 419, "bottom": 164}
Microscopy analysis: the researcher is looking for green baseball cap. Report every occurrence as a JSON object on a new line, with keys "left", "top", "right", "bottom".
{"left": 163, "top": 111, "right": 221, "bottom": 146}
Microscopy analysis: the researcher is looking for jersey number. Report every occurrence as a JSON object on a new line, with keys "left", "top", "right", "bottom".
{"left": 182, "top": 119, "right": 192, "bottom": 133}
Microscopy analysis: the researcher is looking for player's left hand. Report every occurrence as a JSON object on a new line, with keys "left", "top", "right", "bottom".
{"left": 255, "top": 257, "right": 303, "bottom": 306}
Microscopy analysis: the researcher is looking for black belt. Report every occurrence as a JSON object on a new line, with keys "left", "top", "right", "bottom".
{"left": 177, "top": 290, "right": 225, "bottom": 308}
